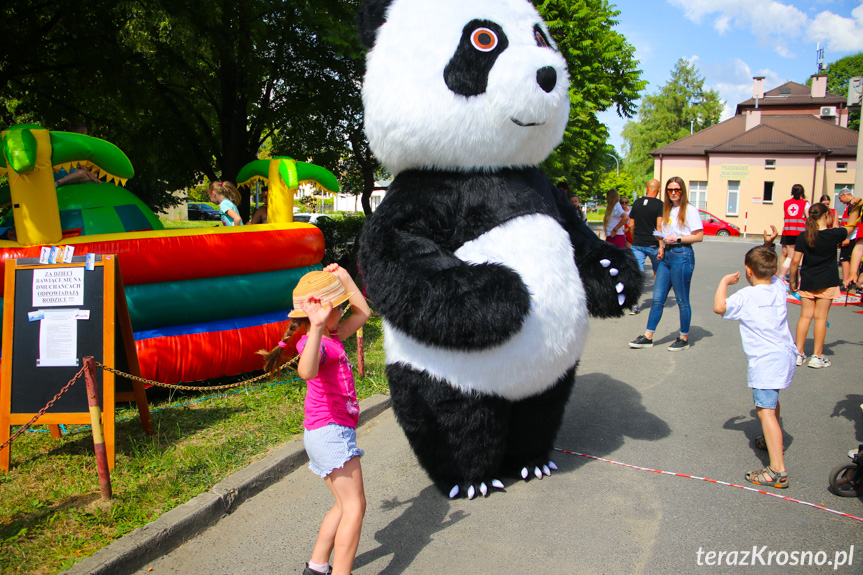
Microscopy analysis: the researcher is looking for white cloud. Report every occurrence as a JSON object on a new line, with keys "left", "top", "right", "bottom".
{"left": 700, "top": 58, "right": 786, "bottom": 120}
{"left": 808, "top": 4, "right": 863, "bottom": 52}
{"left": 668, "top": 0, "right": 818, "bottom": 57}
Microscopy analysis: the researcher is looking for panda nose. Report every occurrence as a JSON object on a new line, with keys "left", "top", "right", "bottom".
{"left": 536, "top": 66, "right": 557, "bottom": 93}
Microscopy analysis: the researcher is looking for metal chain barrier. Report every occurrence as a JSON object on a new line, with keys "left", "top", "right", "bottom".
{"left": 95, "top": 355, "right": 300, "bottom": 392}
{"left": 0, "top": 364, "right": 88, "bottom": 452}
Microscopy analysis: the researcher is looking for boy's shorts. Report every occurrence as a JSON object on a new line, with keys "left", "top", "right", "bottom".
{"left": 304, "top": 423, "right": 364, "bottom": 478}
{"left": 753, "top": 388, "right": 780, "bottom": 409}
{"left": 798, "top": 286, "right": 839, "bottom": 300}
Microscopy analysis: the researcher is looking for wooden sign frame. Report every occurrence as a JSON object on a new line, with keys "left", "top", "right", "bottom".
{"left": 0, "top": 254, "right": 151, "bottom": 471}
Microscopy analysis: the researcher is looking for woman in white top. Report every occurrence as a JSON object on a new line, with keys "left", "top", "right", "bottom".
{"left": 629, "top": 176, "right": 704, "bottom": 351}
{"left": 602, "top": 188, "right": 629, "bottom": 247}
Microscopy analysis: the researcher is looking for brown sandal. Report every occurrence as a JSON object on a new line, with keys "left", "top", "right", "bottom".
{"left": 746, "top": 466, "right": 788, "bottom": 489}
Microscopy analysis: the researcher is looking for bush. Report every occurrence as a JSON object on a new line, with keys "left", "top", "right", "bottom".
{"left": 317, "top": 214, "right": 366, "bottom": 275}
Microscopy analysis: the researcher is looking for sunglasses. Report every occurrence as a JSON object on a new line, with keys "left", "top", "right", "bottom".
{"left": 666, "top": 188, "right": 682, "bottom": 194}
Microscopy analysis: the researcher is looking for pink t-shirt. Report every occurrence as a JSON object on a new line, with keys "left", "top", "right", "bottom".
{"left": 297, "top": 335, "right": 360, "bottom": 430}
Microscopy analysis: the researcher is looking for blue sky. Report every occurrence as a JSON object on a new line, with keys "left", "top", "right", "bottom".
{"left": 597, "top": 0, "right": 863, "bottom": 155}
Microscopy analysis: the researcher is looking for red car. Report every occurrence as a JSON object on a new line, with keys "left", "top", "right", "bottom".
{"left": 698, "top": 209, "right": 740, "bottom": 237}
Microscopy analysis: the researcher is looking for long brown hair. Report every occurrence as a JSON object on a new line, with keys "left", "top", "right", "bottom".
{"left": 207, "top": 180, "right": 241, "bottom": 205}
{"left": 663, "top": 176, "right": 690, "bottom": 228}
{"left": 602, "top": 188, "right": 620, "bottom": 231}
{"left": 258, "top": 318, "right": 309, "bottom": 375}
{"left": 804, "top": 203, "right": 828, "bottom": 248}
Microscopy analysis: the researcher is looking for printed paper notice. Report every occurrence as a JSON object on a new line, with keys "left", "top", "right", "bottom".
{"left": 32, "top": 267, "right": 84, "bottom": 307}
{"left": 37, "top": 309, "right": 78, "bottom": 367}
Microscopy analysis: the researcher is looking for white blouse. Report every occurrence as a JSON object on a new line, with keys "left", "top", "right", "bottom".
{"left": 659, "top": 204, "right": 703, "bottom": 238}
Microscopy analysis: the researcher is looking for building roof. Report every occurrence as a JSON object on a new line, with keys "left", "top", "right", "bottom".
{"left": 651, "top": 114, "right": 857, "bottom": 157}
{"left": 735, "top": 81, "right": 845, "bottom": 114}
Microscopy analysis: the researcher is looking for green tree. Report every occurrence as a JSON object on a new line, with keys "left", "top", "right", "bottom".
{"left": 823, "top": 52, "right": 862, "bottom": 131}
{"left": 622, "top": 58, "right": 724, "bottom": 189}
{"left": 537, "top": 0, "right": 645, "bottom": 197}
{"left": 0, "top": 0, "right": 365, "bottom": 217}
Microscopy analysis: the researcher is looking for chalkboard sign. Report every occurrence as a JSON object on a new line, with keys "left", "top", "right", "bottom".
{"left": 0, "top": 255, "right": 151, "bottom": 471}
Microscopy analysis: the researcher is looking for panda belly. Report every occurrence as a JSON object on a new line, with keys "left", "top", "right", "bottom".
{"left": 383, "top": 213, "right": 589, "bottom": 400}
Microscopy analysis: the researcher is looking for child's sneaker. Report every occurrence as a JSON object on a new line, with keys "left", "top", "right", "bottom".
{"left": 807, "top": 355, "right": 831, "bottom": 369}
{"left": 795, "top": 353, "right": 806, "bottom": 366}
{"left": 667, "top": 337, "right": 690, "bottom": 351}
{"left": 629, "top": 335, "right": 653, "bottom": 348}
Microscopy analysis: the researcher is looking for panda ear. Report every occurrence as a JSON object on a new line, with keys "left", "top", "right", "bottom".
{"left": 356, "top": 0, "right": 395, "bottom": 48}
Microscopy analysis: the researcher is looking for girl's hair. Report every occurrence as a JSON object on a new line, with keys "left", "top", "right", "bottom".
{"left": 208, "top": 180, "right": 241, "bottom": 205}
{"left": 791, "top": 183, "right": 805, "bottom": 200}
{"left": 804, "top": 203, "right": 828, "bottom": 248}
{"left": 602, "top": 188, "right": 620, "bottom": 231}
{"left": 258, "top": 318, "right": 309, "bottom": 375}
{"left": 663, "top": 176, "right": 690, "bottom": 228}
{"left": 819, "top": 194, "right": 831, "bottom": 203}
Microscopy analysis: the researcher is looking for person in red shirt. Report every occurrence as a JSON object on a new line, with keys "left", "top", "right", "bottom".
{"left": 779, "top": 184, "right": 809, "bottom": 279}
{"left": 819, "top": 194, "right": 837, "bottom": 228}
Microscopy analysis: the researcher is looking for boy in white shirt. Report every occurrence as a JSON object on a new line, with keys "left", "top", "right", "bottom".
{"left": 713, "top": 226, "right": 795, "bottom": 489}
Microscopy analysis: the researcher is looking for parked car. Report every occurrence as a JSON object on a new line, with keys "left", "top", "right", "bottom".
{"left": 187, "top": 202, "right": 221, "bottom": 221}
{"left": 698, "top": 209, "right": 740, "bottom": 237}
{"left": 293, "top": 213, "right": 334, "bottom": 226}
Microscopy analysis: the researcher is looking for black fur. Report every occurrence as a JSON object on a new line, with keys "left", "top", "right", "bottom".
{"left": 359, "top": 167, "right": 642, "bottom": 490}
{"left": 444, "top": 20, "right": 509, "bottom": 97}
{"left": 356, "top": 0, "right": 395, "bottom": 48}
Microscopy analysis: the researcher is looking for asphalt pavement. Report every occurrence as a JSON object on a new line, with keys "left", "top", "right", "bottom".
{"left": 69, "top": 236, "right": 863, "bottom": 574}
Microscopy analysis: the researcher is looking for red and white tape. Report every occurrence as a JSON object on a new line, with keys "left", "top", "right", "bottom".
{"left": 554, "top": 447, "right": 863, "bottom": 523}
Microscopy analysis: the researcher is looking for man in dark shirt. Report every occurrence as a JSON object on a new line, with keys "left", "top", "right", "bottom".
{"left": 626, "top": 179, "right": 663, "bottom": 314}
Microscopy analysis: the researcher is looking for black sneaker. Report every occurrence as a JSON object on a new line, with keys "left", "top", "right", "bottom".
{"left": 629, "top": 335, "right": 653, "bottom": 348}
{"left": 303, "top": 564, "right": 331, "bottom": 575}
{"left": 668, "top": 337, "right": 690, "bottom": 351}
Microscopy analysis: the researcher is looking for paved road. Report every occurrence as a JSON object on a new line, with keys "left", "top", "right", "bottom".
{"left": 134, "top": 237, "right": 863, "bottom": 574}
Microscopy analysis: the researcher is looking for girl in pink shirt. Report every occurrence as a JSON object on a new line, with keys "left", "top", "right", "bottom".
{"left": 260, "top": 264, "right": 371, "bottom": 575}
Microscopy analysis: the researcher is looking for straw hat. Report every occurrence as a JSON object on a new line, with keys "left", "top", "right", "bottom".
{"left": 288, "top": 271, "right": 353, "bottom": 318}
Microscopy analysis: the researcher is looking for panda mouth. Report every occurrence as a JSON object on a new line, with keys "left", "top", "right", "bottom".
{"left": 511, "top": 118, "right": 545, "bottom": 127}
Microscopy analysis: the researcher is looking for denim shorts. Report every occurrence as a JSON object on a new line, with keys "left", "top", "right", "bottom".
{"left": 752, "top": 388, "right": 780, "bottom": 409}
{"left": 304, "top": 423, "right": 364, "bottom": 478}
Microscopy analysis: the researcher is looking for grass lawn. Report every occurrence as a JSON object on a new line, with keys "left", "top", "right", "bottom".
{"left": 0, "top": 315, "right": 388, "bottom": 575}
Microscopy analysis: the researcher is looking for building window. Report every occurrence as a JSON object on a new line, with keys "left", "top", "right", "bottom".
{"left": 763, "top": 181, "right": 774, "bottom": 204}
{"left": 689, "top": 181, "right": 707, "bottom": 209}
{"left": 837, "top": 162, "right": 848, "bottom": 172}
{"left": 727, "top": 181, "right": 740, "bottom": 217}
{"left": 765, "top": 159, "right": 776, "bottom": 170}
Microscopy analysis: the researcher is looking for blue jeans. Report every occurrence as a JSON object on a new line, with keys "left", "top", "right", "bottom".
{"left": 630, "top": 245, "right": 660, "bottom": 273}
{"left": 646, "top": 245, "right": 695, "bottom": 336}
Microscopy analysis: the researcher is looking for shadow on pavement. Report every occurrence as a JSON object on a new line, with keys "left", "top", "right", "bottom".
{"left": 353, "top": 485, "right": 467, "bottom": 575}
{"left": 553, "top": 373, "right": 671, "bottom": 469}
{"left": 722, "top": 410, "right": 795, "bottom": 465}
{"left": 831, "top": 394, "right": 863, "bottom": 442}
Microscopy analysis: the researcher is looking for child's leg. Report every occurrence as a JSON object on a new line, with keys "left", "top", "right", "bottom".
{"left": 325, "top": 456, "right": 366, "bottom": 575}
{"left": 795, "top": 297, "right": 814, "bottom": 354}
{"left": 756, "top": 404, "right": 785, "bottom": 473}
{"left": 310, "top": 494, "right": 342, "bottom": 568}
{"left": 811, "top": 298, "right": 832, "bottom": 356}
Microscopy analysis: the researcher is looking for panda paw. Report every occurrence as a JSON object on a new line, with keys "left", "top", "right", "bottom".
{"left": 578, "top": 243, "right": 642, "bottom": 318}
{"left": 520, "top": 460, "right": 558, "bottom": 481}
{"left": 449, "top": 479, "right": 506, "bottom": 499}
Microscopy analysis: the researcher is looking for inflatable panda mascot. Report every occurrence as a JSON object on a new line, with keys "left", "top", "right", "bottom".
{"left": 357, "top": 0, "right": 641, "bottom": 499}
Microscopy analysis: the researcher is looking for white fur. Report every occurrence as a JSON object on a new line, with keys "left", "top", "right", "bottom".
{"left": 363, "top": 0, "right": 570, "bottom": 174}
{"left": 383, "top": 214, "right": 589, "bottom": 400}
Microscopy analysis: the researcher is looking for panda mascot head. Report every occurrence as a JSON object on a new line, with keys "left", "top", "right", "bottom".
{"left": 358, "top": 0, "right": 570, "bottom": 174}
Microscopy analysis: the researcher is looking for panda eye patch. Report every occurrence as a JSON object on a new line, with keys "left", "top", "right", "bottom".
{"left": 533, "top": 24, "right": 552, "bottom": 49}
{"left": 471, "top": 27, "right": 498, "bottom": 52}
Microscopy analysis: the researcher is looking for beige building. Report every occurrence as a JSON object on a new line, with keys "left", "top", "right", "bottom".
{"left": 652, "top": 76, "right": 858, "bottom": 235}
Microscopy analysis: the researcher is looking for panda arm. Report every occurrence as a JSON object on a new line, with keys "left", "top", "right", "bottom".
{"left": 552, "top": 189, "right": 643, "bottom": 318}
{"left": 360, "top": 199, "right": 531, "bottom": 350}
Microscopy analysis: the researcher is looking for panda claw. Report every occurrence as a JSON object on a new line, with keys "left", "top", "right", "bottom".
{"left": 480, "top": 482, "right": 488, "bottom": 497}
{"left": 492, "top": 479, "right": 504, "bottom": 489}
{"left": 600, "top": 259, "right": 611, "bottom": 268}
{"left": 468, "top": 485, "right": 476, "bottom": 500}
{"left": 449, "top": 485, "right": 460, "bottom": 499}
{"left": 548, "top": 461, "right": 558, "bottom": 471}
{"left": 615, "top": 282, "right": 624, "bottom": 293}
{"left": 618, "top": 294, "right": 626, "bottom": 306}
{"left": 542, "top": 464, "right": 551, "bottom": 476}
{"left": 609, "top": 268, "right": 619, "bottom": 276}
{"left": 521, "top": 467, "right": 529, "bottom": 479}
{"left": 534, "top": 466, "right": 542, "bottom": 479}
